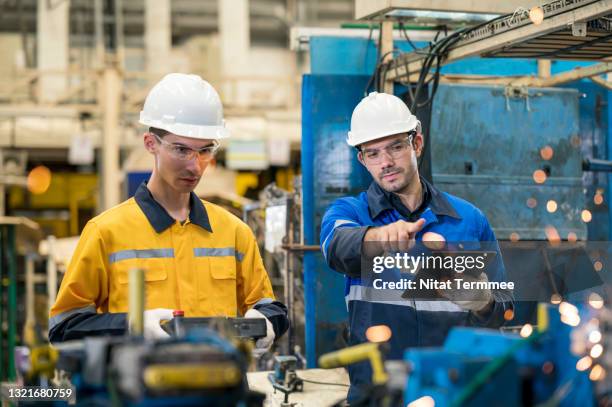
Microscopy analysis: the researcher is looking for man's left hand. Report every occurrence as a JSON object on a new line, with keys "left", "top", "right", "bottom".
{"left": 244, "top": 308, "right": 275, "bottom": 357}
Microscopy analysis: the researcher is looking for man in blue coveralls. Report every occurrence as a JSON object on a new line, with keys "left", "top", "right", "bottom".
{"left": 320, "top": 92, "right": 514, "bottom": 403}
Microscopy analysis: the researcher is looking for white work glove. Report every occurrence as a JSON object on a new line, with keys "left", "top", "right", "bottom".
{"left": 244, "top": 308, "right": 275, "bottom": 357}
{"left": 422, "top": 232, "right": 492, "bottom": 312}
{"left": 438, "top": 272, "right": 493, "bottom": 312}
{"left": 130, "top": 308, "right": 174, "bottom": 340}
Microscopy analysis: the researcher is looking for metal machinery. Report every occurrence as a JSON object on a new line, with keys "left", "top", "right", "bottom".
{"left": 302, "top": 0, "right": 612, "bottom": 366}
{"left": 6, "top": 330, "right": 264, "bottom": 406}
{"left": 430, "top": 84, "right": 585, "bottom": 240}
{"left": 298, "top": 0, "right": 612, "bottom": 404}
{"left": 302, "top": 75, "right": 596, "bottom": 359}
{"left": 401, "top": 304, "right": 603, "bottom": 407}
{"left": 48, "top": 330, "right": 262, "bottom": 406}
{"left": 2, "top": 269, "right": 268, "bottom": 406}
{"left": 244, "top": 181, "right": 310, "bottom": 367}
{"left": 160, "top": 313, "right": 267, "bottom": 340}
{"left": 319, "top": 302, "right": 610, "bottom": 406}
{"left": 0, "top": 217, "right": 41, "bottom": 382}
{"left": 0, "top": 219, "right": 20, "bottom": 382}
{"left": 267, "top": 355, "right": 304, "bottom": 406}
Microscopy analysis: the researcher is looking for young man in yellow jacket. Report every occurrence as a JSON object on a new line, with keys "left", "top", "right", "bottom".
{"left": 49, "top": 73, "right": 288, "bottom": 355}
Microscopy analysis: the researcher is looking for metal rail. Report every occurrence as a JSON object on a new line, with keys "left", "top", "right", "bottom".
{"left": 386, "top": 0, "right": 612, "bottom": 82}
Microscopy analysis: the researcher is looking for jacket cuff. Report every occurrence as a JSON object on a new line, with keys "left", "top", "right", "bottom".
{"left": 49, "top": 312, "right": 128, "bottom": 343}
{"left": 252, "top": 300, "right": 289, "bottom": 338}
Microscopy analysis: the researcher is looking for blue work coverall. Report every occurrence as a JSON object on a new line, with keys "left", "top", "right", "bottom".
{"left": 320, "top": 178, "right": 513, "bottom": 402}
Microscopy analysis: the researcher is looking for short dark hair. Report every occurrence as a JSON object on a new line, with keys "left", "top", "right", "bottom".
{"left": 149, "top": 127, "right": 170, "bottom": 137}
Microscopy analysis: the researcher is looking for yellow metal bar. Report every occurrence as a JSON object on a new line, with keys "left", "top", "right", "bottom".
{"left": 129, "top": 268, "right": 144, "bottom": 335}
{"left": 143, "top": 363, "right": 242, "bottom": 389}
{"left": 319, "top": 342, "right": 389, "bottom": 385}
{"left": 537, "top": 303, "right": 549, "bottom": 332}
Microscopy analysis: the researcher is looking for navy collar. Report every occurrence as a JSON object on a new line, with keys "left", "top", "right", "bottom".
{"left": 134, "top": 182, "right": 212, "bottom": 233}
{"left": 367, "top": 177, "right": 461, "bottom": 220}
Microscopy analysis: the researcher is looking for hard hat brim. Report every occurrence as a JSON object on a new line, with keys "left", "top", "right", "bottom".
{"left": 347, "top": 117, "right": 420, "bottom": 147}
{"left": 139, "top": 114, "right": 230, "bottom": 140}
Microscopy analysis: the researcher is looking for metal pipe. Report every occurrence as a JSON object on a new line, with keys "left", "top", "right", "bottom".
{"left": 524, "top": 62, "right": 612, "bottom": 87}
{"left": 281, "top": 244, "right": 320, "bottom": 251}
{"left": 319, "top": 342, "right": 389, "bottom": 385}
{"left": 145, "top": 0, "right": 171, "bottom": 76}
{"left": 23, "top": 254, "right": 37, "bottom": 347}
{"left": 114, "top": 0, "right": 125, "bottom": 71}
{"left": 387, "top": 0, "right": 612, "bottom": 82}
{"left": 287, "top": 200, "right": 295, "bottom": 355}
{"left": 0, "top": 226, "right": 4, "bottom": 378}
{"left": 283, "top": 240, "right": 290, "bottom": 353}
{"left": 46, "top": 235, "right": 58, "bottom": 313}
{"left": 537, "top": 59, "right": 551, "bottom": 78}
{"left": 0, "top": 151, "right": 4, "bottom": 216}
{"left": 608, "top": 74, "right": 612, "bottom": 241}
{"left": 94, "top": 0, "right": 104, "bottom": 68}
{"left": 102, "top": 67, "right": 121, "bottom": 210}
{"left": 381, "top": 20, "right": 394, "bottom": 94}
{"left": 583, "top": 158, "right": 612, "bottom": 172}
{"left": 128, "top": 268, "right": 145, "bottom": 336}
{"left": 25, "top": 254, "right": 35, "bottom": 328}
{"left": 591, "top": 76, "right": 612, "bottom": 91}
{"left": 7, "top": 225, "right": 17, "bottom": 380}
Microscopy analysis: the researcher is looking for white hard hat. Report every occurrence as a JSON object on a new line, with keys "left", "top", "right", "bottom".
{"left": 347, "top": 92, "right": 420, "bottom": 147}
{"left": 139, "top": 73, "right": 230, "bottom": 140}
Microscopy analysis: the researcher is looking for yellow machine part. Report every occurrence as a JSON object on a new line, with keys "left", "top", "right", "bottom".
{"left": 537, "top": 302, "right": 550, "bottom": 332}
{"left": 235, "top": 172, "right": 258, "bottom": 197}
{"left": 9, "top": 173, "right": 98, "bottom": 236}
{"left": 10, "top": 173, "right": 97, "bottom": 208}
{"left": 28, "top": 345, "right": 59, "bottom": 380}
{"left": 143, "top": 362, "right": 242, "bottom": 390}
{"left": 319, "top": 342, "right": 388, "bottom": 385}
{"left": 275, "top": 167, "right": 295, "bottom": 192}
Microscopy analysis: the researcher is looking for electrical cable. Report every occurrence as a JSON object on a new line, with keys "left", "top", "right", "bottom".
{"left": 390, "top": 23, "right": 481, "bottom": 172}
{"left": 362, "top": 23, "right": 376, "bottom": 77}
{"left": 365, "top": 50, "right": 398, "bottom": 95}
{"left": 398, "top": 21, "right": 419, "bottom": 52}
{"left": 297, "top": 376, "right": 350, "bottom": 387}
{"left": 374, "top": 26, "right": 383, "bottom": 92}
{"left": 400, "top": 9, "right": 517, "bottom": 109}
{"left": 371, "top": 9, "right": 523, "bottom": 174}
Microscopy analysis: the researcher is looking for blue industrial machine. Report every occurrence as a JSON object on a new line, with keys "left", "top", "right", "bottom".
{"left": 318, "top": 303, "right": 604, "bottom": 406}
{"left": 430, "top": 84, "right": 585, "bottom": 240}
{"left": 403, "top": 304, "right": 599, "bottom": 407}
{"left": 302, "top": 74, "right": 373, "bottom": 367}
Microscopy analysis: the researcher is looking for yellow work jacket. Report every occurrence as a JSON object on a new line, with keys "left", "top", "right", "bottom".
{"left": 50, "top": 183, "right": 275, "bottom": 326}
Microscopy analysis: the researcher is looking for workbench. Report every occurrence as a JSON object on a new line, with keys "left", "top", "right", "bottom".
{"left": 247, "top": 368, "right": 349, "bottom": 407}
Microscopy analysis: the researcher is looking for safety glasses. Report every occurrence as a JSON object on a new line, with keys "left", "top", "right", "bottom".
{"left": 153, "top": 133, "right": 219, "bottom": 162}
{"left": 360, "top": 132, "right": 415, "bottom": 165}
